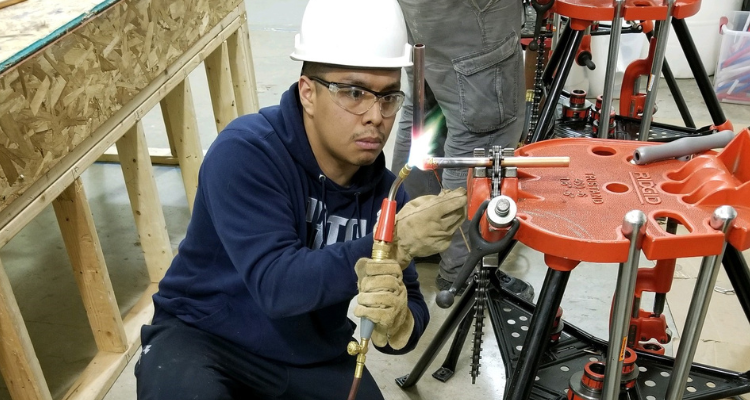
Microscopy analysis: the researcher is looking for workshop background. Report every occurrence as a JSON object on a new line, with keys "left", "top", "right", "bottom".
{"left": 0, "top": 0, "right": 749, "bottom": 399}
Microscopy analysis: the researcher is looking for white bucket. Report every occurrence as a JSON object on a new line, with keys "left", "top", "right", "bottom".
{"left": 585, "top": 27, "right": 648, "bottom": 99}
{"left": 664, "top": 0, "right": 743, "bottom": 78}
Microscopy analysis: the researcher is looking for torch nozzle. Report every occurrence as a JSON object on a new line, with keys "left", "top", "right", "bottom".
{"left": 388, "top": 164, "right": 412, "bottom": 201}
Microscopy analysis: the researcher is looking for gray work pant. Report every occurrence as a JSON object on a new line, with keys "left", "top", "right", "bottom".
{"left": 391, "top": 0, "right": 526, "bottom": 280}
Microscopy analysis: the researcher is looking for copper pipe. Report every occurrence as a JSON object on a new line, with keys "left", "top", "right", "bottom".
{"left": 412, "top": 44, "right": 425, "bottom": 143}
{"left": 420, "top": 156, "right": 570, "bottom": 170}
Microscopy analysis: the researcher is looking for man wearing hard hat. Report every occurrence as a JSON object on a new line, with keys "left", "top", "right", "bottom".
{"left": 134, "top": 0, "right": 467, "bottom": 399}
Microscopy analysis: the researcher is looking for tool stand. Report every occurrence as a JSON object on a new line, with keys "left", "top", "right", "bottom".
{"left": 527, "top": 0, "right": 733, "bottom": 144}
{"left": 398, "top": 130, "right": 750, "bottom": 399}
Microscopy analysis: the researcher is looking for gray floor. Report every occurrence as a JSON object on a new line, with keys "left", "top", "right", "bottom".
{"left": 1, "top": 0, "right": 749, "bottom": 399}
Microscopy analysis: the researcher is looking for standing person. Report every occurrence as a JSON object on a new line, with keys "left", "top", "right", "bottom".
{"left": 134, "top": 0, "right": 467, "bottom": 399}
{"left": 391, "top": 0, "right": 533, "bottom": 299}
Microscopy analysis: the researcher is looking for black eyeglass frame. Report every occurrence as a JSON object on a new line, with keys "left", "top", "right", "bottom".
{"left": 308, "top": 76, "right": 406, "bottom": 118}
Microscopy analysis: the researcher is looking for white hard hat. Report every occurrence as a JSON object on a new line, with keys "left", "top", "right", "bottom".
{"left": 290, "top": 0, "right": 412, "bottom": 68}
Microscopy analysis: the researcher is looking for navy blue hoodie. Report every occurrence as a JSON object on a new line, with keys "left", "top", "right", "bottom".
{"left": 152, "top": 83, "right": 429, "bottom": 366}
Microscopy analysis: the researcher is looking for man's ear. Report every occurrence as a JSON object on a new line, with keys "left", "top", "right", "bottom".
{"left": 298, "top": 76, "right": 316, "bottom": 116}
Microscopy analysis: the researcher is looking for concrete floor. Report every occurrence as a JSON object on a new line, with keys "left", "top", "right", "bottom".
{"left": 1, "top": 0, "right": 749, "bottom": 399}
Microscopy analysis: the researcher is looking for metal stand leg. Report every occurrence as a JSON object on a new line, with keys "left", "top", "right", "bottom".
{"left": 530, "top": 28, "right": 585, "bottom": 143}
{"left": 543, "top": 25, "right": 573, "bottom": 86}
{"left": 665, "top": 206, "right": 737, "bottom": 400}
{"left": 505, "top": 268, "right": 572, "bottom": 400}
{"left": 671, "top": 17, "right": 729, "bottom": 128}
{"left": 722, "top": 245, "right": 750, "bottom": 332}
{"left": 432, "top": 303, "right": 476, "bottom": 382}
{"left": 638, "top": 0, "right": 676, "bottom": 141}
{"left": 396, "top": 281, "right": 477, "bottom": 388}
{"left": 602, "top": 211, "right": 647, "bottom": 399}
{"left": 598, "top": 0, "right": 625, "bottom": 139}
{"left": 643, "top": 30, "right": 696, "bottom": 129}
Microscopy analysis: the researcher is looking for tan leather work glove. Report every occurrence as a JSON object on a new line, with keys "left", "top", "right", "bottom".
{"left": 353, "top": 258, "right": 414, "bottom": 350}
{"left": 393, "top": 188, "right": 468, "bottom": 268}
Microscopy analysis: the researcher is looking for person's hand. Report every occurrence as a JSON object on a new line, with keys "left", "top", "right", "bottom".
{"left": 353, "top": 258, "right": 414, "bottom": 349}
{"left": 393, "top": 188, "right": 467, "bottom": 268}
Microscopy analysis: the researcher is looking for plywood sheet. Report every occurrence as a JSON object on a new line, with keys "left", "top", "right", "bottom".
{"left": 0, "top": 0, "right": 115, "bottom": 69}
{"left": 0, "top": 0, "right": 240, "bottom": 212}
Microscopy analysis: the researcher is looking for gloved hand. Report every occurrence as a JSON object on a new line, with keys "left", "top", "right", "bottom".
{"left": 393, "top": 188, "right": 467, "bottom": 268}
{"left": 353, "top": 258, "right": 414, "bottom": 350}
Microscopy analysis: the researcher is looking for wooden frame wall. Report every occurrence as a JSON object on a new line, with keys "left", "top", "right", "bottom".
{"left": 0, "top": 0, "right": 259, "bottom": 398}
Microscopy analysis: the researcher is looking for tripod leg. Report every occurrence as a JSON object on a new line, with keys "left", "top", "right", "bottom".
{"left": 504, "top": 268, "right": 571, "bottom": 400}
{"left": 396, "top": 281, "right": 477, "bottom": 388}
{"left": 542, "top": 24, "right": 573, "bottom": 86}
{"left": 529, "top": 28, "right": 585, "bottom": 143}
{"left": 671, "top": 18, "right": 730, "bottom": 129}
{"left": 432, "top": 302, "right": 476, "bottom": 382}
{"left": 722, "top": 245, "right": 750, "bottom": 324}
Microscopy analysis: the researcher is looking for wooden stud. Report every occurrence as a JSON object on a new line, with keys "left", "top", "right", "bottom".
{"left": 52, "top": 178, "right": 128, "bottom": 353}
{"left": 160, "top": 79, "right": 205, "bottom": 212}
{"left": 205, "top": 41, "right": 238, "bottom": 132}
{"left": 99, "top": 146, "right": 180, "bottom": 166}
{"left": 227, "top": 13, "right": 260, "bottom": 115}
{"left": 0, "top": 258, "right": 53, "bottom": 400}
{"left": 62, "top": 283, "right": 158, "bottom": 400}
{"left": 116, "top": 121, "right": 173, "bottom": 282}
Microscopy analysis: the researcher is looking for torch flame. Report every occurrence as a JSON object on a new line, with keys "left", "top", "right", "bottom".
{"left": 407, "top": 113, "right": 444, "bottom": 170}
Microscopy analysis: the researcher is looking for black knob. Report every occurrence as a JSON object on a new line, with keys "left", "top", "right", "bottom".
{"left": 436, "top": 289, "right": 456, "bottom": 309}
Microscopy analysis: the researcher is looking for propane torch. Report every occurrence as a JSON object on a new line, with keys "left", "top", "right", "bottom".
{"left": 346, "top": 164, "right": 411, "bottom": 398}
{"left": 346, "top": 43, "right": 424, "bottom": 400}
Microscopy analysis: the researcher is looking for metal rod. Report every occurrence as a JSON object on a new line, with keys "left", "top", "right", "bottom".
{"left": 420, "top": 156, "right": 570, "bottom": 170}
{"left": 671, "top": 18, "right": 729, "bottom": 128}
{"left": 552, "top": 13, "right": 561, "bottom": 50}
{"left": 532, "top": 28, "right": 585, "bottom": 143}
{"left": 644, "top": 30, "right": 696, "bottom": 128}
{"left": 638, "top": 0, "right": 676, "bottom": 141}
{"left": 602, "top": 210, "right": 647, "bottom": 400}
{"left": 543, "top": 24, "right": 573, "bottom": 86}
{"left": 412, "top": 44, "right": 425, "bottom": 143}
{"left": 505, "top": 268, "right": 572, "bottom": 400}
{"left": 653, "top": 292, "right": 667, "bottom": 316}
{"left": 663, "top": 59, "right": 696, "bottom": 128}
{"left": 665, "top": 206, "right": 737, "bottom": 400}
{"left": 722, "top": 245, "right": 750, "bottom": 324}
{"left": 598, "top": 0, "right": 626, "bottom": 139}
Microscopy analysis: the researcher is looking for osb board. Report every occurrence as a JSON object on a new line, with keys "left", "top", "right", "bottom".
{"left": 0, "top": 0, "right": 240, "bottom": 213}
{"left": 0, "top": 0, "right": 115, "bottom": 69}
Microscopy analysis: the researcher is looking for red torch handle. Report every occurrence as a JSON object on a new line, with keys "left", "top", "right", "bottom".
{"left": 374, "top": 198, "right": 398, "bottom": 243}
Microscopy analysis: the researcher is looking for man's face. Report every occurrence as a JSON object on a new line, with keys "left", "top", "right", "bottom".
{"left": 299, "top": 68, "right": 402, "bottom": 182}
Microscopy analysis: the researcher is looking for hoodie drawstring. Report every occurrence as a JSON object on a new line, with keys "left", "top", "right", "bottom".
{"left": 319, "top": 174, "right": 329, "bottom": 248}
{"left": 354, "top": 192, "right": 363, "bottom": 240}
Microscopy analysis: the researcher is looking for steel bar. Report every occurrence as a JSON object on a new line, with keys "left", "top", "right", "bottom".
{"left": 643, "top": 30, "right": 695, "bottom": 128}
{"left": 598, "top": 0, "right": 625, "bottom": 139}
{"left": 638, "top": 0, "right": 676, "bottom": 141}
{"left": 665, "top": 206, "right": 737, "bottom": 400}
{"left": 602, "top": 210, "right": 647, "bottom": 400}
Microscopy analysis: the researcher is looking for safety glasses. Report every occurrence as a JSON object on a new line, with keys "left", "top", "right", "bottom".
{"left": 309, "top": 76, "right": 405, "bottom": 118}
